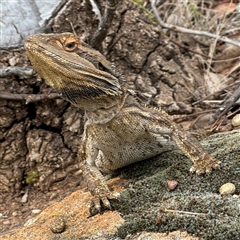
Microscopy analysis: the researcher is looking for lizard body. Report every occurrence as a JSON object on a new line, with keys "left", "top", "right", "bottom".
{"left": 25, "top": 33, "right": 221, "bottom": 211}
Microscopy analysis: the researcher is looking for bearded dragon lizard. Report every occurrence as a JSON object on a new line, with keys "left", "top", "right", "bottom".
{"left": 25, "top": 33, "right": 221, "bottom": 212}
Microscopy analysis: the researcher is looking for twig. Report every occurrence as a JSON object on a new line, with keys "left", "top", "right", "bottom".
{"left": 0, "top": 92, "right": 61, "bottom": 104}
{"left": 226, "top": 106, "right": 240, "bottom": 118}
{"left": 226, "top": 62, "right": 240, "bottom": 77}
{"left": 209, "top": 83, "right": 240, "bottom": 125}
{"left": 108, "top": 32, "right": 125, "bottom": 52}
{"left": 214, "top": 105, "right": 240, "bottom": 131}
{"left": 192, "top": 81, "right": 240, "bottom": 106}
{"left": 211, "top": 56, "right": 240, "bottom": 63}
{"left": 90, "top": 0, "right": 118, "bottom": 50}
{"left": 202, "top": 100, "right": 223, "bottom": 104}
{"left": 206, "top": 19, "right": 221, "bottom": 74}
{"left": 160, "top": 208, "right": 206, "bottom": 216}
{"left": 222, "top": 27, "right": 240, "bottom": 36}
{"left": 66, "top": 18, "right": 77, "bottom": 35}
{"left": 174, "top": 109, "right": 215, "bottom": 122}
{"left": 169, "top": 38, "right": 210, "bottom": 59}
{"left": 0, "top": 67, "right": 35, "bottom": 78}
{"left": 214, "top": 116, "right": 228, "bottom": 131}
{"left": 207, "top": 1, "right": 233, "bottom": 74}
{"left": 150, "top": 1, "right": 240, "bottom": 48}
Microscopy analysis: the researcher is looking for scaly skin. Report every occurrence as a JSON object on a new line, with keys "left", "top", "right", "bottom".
{"left": 25, "top": 33, "right": 221, "bottom": 212}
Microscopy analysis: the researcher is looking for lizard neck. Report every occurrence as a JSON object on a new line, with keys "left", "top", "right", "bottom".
{"left": 85, "top": 92, "right": 128, "bottom": 124}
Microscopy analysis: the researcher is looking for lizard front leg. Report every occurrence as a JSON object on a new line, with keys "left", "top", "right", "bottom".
{"left": 78, "top": 132, "right": 120, "bottom": 213}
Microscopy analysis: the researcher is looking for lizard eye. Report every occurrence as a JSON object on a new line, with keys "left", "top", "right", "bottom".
{"left": 64, "top": 41, "right": 77, "bottom": 51}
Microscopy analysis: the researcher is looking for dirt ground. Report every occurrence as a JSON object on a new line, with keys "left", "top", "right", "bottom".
{"left": 0, "top": 180, "right": 81, "bottom": 233}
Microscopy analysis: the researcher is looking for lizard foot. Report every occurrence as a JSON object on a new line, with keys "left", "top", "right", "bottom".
{"left": 88, "top": 189, "right": 121, "bottom": 215}
{"left": 190, "top": 153, "right": 221, "bottom": 174}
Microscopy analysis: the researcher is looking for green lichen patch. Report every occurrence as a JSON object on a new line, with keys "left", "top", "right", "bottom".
{"left": 25, "top": 170, "right": 39, "bottom": 185}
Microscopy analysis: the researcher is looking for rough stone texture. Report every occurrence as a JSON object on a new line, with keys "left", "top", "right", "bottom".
{"left": 125, "top": 231, "right": 204, "bottom": 240}
{"left": 0, "top": 189, "right": 124, "bottom": 239}
{"left": 115, "top": 130, "right": 240, "bottom": 240}
{"left": 0, "top": 131, "right": 239, "bottom": 239}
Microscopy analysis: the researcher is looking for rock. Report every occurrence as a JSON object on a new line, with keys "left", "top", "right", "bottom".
{"left": 0, "top": 189, "right": 124, "bottom": 239}
{"left": 31, "top": 209, "right": 41, "bottom": 214}
{"left": 3, "top": 220, "right": 11, "bottom": 225}
{"left": 125, "top": 230, "right": 204, "bottom": 240}
{"left": 232, "top": 114, "right": 240, "bottom": 127}
{"left": 167, "top": 180, "right": 178, "bottom": 191}
{"left": 50, "top": 215, "right": 66, "bottom": 233}
{"left": 12, "top": 212, "right": 18, "bottom": 217}
{"left": 219, "top": 183, "right": 236, "bottom": 195}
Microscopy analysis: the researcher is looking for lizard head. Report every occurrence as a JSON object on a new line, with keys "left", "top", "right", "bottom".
{"left": 25, "top": 33, "right": 126, "bottom": 111}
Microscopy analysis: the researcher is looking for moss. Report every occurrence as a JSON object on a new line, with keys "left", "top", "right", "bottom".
{"left": 25, "top": 170, "right": 39, "bottom": 185}
{"left": 132, "top": 0, "right": 145, "bottom": 5}
{"left": 116, "top": 131, "right": 240, "bottom": 239}
{"left": 131, "top": 0, "right": 156, "bottom": 23}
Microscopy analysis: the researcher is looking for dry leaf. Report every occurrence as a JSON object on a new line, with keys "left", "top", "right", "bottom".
{"left": 214, "top": 44, "right": 240, "bottom": 73}
{"left": 213, "top": 2, "right": 237, "bottom": 19}
{"left": 204, "top": 72, "right": 230, "bottom": 94}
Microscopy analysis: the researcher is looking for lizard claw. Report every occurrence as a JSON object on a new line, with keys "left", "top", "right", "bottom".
{"left": 89, "top": 196, "right": 102, "bottom": 213}
{"left": 113, "top": 192, "right": 122, "bottom": 201}
{"left": 190, "top": 154, "right": 221, "bottom": 174}
{"left": 88, "top": 197, "right": 110, "bottom": 216}
{"left": 88, "top": 190, "right": 121, "bottom": 215}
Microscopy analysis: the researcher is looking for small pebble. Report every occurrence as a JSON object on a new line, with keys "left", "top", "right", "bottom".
{"left": 9, "top": 56, "right": 19, "bottom": 66}
{"left": 24, "top": 218, "right": 37, "bottom": 226}
{"left": 219, "top": 183, "right": 236, "bottom": 195}
{"left": 167, "top": 180, "right": 178, "bottom": 191}
{"left": 50, "top": 215, "right": 66, "bottom": 233}
{"left": 74, "top": 169, "right": 83, "bottom": 176}
{"left": 31, "top": 209, "right": 41, "bottom": 214}
{"left": 3, "top": 220, "right": 10, "bottom": 225}
{"left": 21, "top": 190, "right": 29, "bottom": 203}
{"left": 232, "top": 114, "right": 240, "bottom": 127}
{"left": 0, "top": 213, "right": 8, "bottom": 218}
{"left": 12, "top": 212, "right": 18, "bottom": 217}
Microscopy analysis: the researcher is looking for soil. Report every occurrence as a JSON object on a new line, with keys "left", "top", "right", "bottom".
{"left": 0, "top": 182, "right": 81, "bottom": 233}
